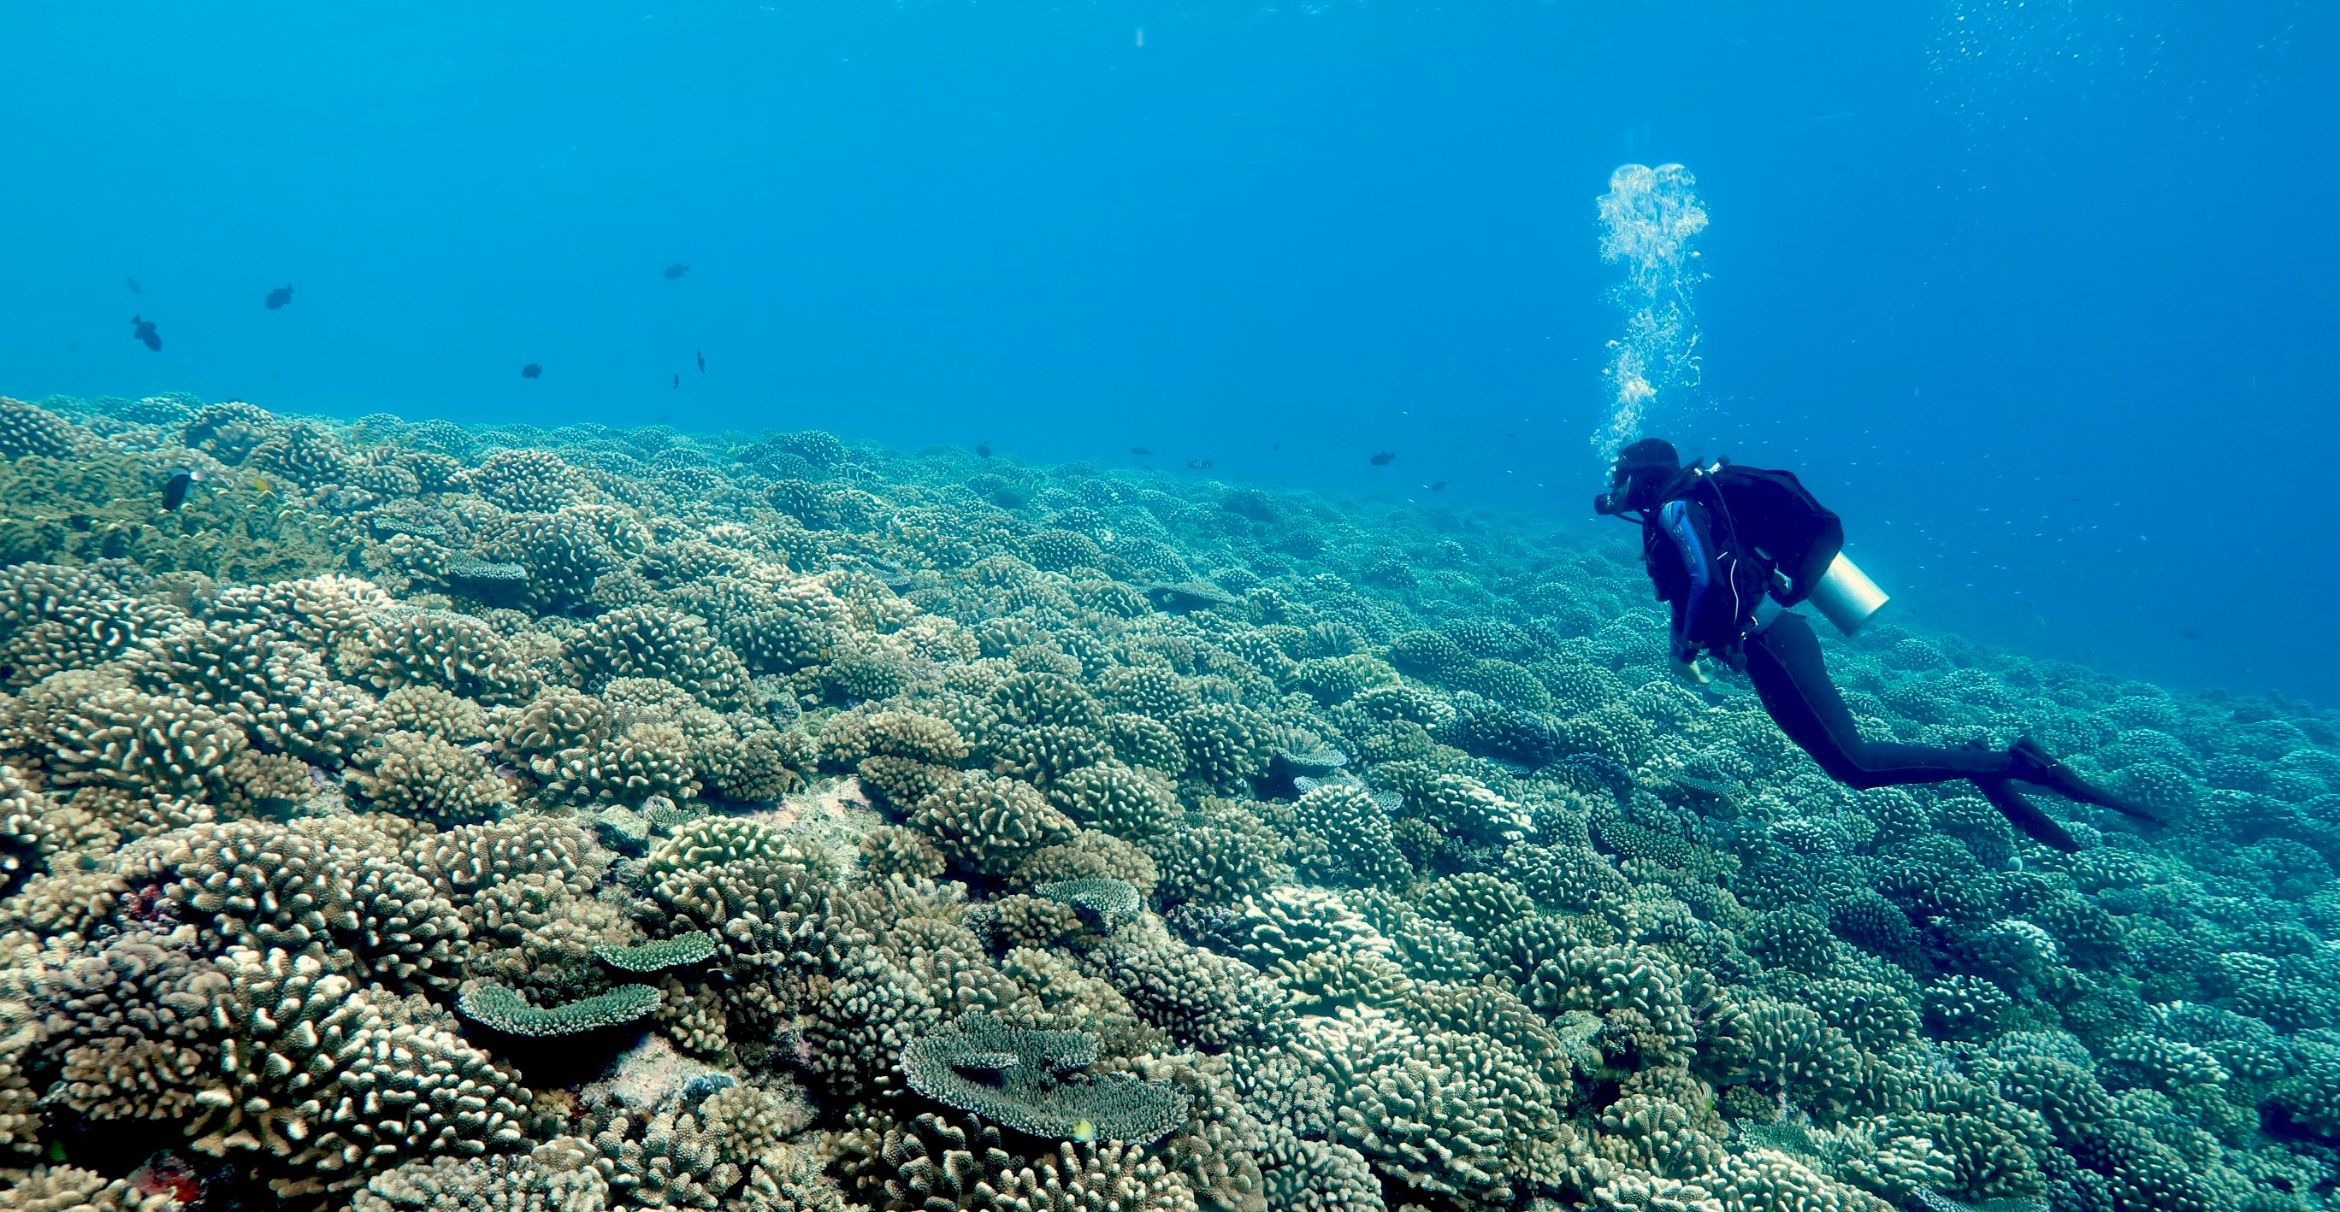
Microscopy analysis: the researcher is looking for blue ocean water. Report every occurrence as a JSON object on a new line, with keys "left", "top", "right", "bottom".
{"left": 1, "top": 1, "right": 2331, "bottom": 701}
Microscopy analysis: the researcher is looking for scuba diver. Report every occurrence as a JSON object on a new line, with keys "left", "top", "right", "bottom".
{"left": 1592, "top": 437, "right": 2167, "bottom": 852}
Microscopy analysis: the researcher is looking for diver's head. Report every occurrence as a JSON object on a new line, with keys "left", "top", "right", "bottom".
{"left": 1593, "top": 437, "right": 1681, "bottom": 517}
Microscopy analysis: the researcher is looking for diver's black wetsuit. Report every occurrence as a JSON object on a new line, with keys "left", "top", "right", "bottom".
{"left": 1634, "top": 460, "right": 2130, "bottom": 851}
{"left": 1740, "top": 612, "right": 2015, "bottom": 789}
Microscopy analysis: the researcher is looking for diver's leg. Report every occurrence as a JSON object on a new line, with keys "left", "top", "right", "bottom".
{"left": 1742, "top": 615, "right": 2016, "bottom": 789}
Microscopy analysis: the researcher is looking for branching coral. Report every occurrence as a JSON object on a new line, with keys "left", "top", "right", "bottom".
{"left": 1287, "top": 781, "right": 1411, "bottom": 891}
{"left": 351, "top": 1150, "right": 612, "bottom": 1212}
{"left": 638, "top": 817, "right": 836, "bottom": 962}
{"left": 467, "top": 448, "right": 590, "bottom": 512}
{"left": 192, "top": 945, "right": 531, "bottom": 1194}
{"left": 909, "top": 771, "right": 1080, "bottom": 877}
{"left": 35, "top": 929, "right": 228, "bottom": 1126}
{"left": 357, "top": 609, "right": 542, "bottom": 705}
{"left": 127, "top": 619, "right": 381, "bottom": 763}
{"left": 564, "top": 606, "right": 752, "bottom": 711}
{"left": 837, "top": 1111, "right": 1198, "bottom": 1212}
{"left": 350, "top": 729, "right": 514, "bottom": 826}
{"left": 42, "top": 683, "right": 249, "bottom": 799}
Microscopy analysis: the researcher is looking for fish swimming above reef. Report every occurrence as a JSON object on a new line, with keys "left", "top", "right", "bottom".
{"left": 663, "top": 263, "right": 691, "bottom": 280}
{"left": 124, "top": 276, "right": 141, "bottom": 294}
{"left": 264, "top": 284, "right": 293, "bottom": 309}
{"left": 520, "top": 363, "right": 542, "bottom": 379}
{"left": 130, "top": 316, "right": 161, "bottom": 352}
{"left": 696, "top": 349, "right": 705, "bottom": 373}
{"left": 976, "top": 440, "right": 993, "bottom": 459}
{"left": 1129, "top": 446, "right": 1152, "bottom": 457}
{"left": 1369, "top": 450, "right": 1396, "bottom": 466}
{"left": 1187, "top": 458, "right": 1212, "bottom": 470}
{"left": 1429, "top": 480, "right": 1447, "bottom": 492}
{"left": 672, "top": 373, "right": 680, "bottom": 389}
{"left": 160, "top": 466, "right": 202, "bottom": 511}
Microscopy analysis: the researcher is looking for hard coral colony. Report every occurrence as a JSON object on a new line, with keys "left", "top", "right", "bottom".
{"left": 0, "top": 392, "right": 2330, "bottom": 1212}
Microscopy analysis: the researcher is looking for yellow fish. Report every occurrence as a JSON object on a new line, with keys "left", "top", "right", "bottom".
{"left": 252, "top": 476, "right": 274, "bottom": 495}
{"left": 1071, "top": 1119, "right": 1097, "bottom": 1143}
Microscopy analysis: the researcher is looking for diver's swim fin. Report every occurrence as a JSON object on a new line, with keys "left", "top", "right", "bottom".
{"left": 1977, "top": 778, "right": 2081, "bottom": 854}
{"left": 2009, "top": 737, "right": 2171, "bottom": 824}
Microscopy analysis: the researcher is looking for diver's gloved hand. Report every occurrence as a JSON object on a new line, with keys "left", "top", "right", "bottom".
{"left": 1667, "top": 635, "right": 1711, "bottom": 684}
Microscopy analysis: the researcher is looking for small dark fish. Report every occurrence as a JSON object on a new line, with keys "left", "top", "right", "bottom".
{"left": 1369, "top": 450, "right": 1396, "bottom": 467}
{"left": 130, "top": 315, "right": 161, "bottom": 352}
{"left": 264, "top": 284, "right": 293, "bottom": 310}
{"left": 696, "top": 349, "right": 706, "bottom": 373}
{"left": 672, "top": 372, "right": 680, "bottom": 388}
{"left": 520, "top": 363, "right": 542, "bottom": 379}
{"left": 663, "top": 262, "right": 691, "bottom": 280}
{"left": 1187, "top": 458, "right": 1213, "bottom": 470}
{"left": 161, "top": 466, "right": 202, "bottom": 511}
{"left": 1429, "top": 480, "right": 1447, "bottom": 492}
{"left": 1129, "top": 446, "right": 1152, "bottom": 457}
{"left": 975, "top": 440, "right": 993, "bottom": 459}
{"left": 2180, "top": 627, "right": 2204, "bottom": 641}
{"left": 125, "top": 276, "right": 142, "bottom": 294}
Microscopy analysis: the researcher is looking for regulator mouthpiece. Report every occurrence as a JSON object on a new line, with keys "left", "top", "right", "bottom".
{"left": 1810, "top": 552, "right": 1889, "bottom": 636}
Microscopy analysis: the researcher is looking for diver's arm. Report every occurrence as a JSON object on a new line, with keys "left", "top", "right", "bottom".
{"left": 1665, "top": 600, "right": 1696, "bottom": 663}
{"left": 1659, "top": 499, "right": 1720, "bottom": 658}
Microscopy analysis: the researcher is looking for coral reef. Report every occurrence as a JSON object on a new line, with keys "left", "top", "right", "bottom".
{"left": 0, "top": 395, "right": 2332, "bottom": 1212}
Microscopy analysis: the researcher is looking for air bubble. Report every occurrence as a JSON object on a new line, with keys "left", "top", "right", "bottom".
{"left": 1591, "top": 163, "right": 1708, "bottom": 464}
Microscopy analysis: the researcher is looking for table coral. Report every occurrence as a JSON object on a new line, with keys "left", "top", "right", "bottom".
{"left": 458, "top": 981, "right": 663, "bottom": 1037}
{"left": 898, "top": 1011, "right": 1189, "bottom": 1144}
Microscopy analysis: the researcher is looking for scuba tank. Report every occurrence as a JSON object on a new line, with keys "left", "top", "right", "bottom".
{"left": 1806, "top": 552, "right": 1889, "bottom": 637}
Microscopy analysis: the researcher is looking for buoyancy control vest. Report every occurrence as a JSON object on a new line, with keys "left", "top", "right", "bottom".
{"left": 1642, "top": 460, "right": 1847, "bottom": 644}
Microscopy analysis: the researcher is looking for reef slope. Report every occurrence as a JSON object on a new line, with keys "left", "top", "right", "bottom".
{"left": 0, "top": 394, "right": 2333, "bottom": 1212}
